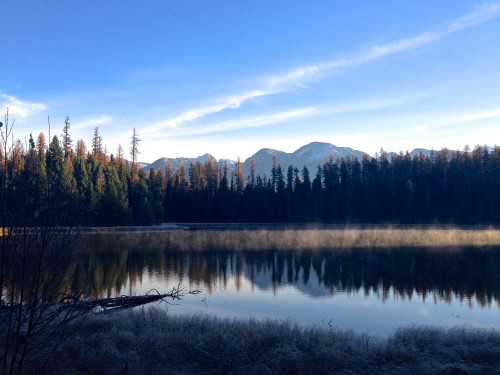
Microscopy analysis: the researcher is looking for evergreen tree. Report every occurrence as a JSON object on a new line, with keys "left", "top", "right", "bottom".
{"left": 10, "top": 139, "right": 24, "bottom": 181}
{"left": 37, "top": 132, "right": 47, "bottom": 158}
{"left": 189, "top": 161, "right": 203, "bottom": 191}
{"left": 130, "top": 128, "right": 140, "bottom": 183}
{"left": 97, "top": 166, "right": 131, "bottom": 225}
{"left": 91, "top": 127, "right": 103, "bottom": 162}
{"left": 75, "top": 139, "right": 87, "bottom": 160}
{"left": 73, "top": 157, "right": 95, "bottom": 221}
{"left": 249, "top": 158, "right": 256, "bottom": 187}
{"left": 323, "top": 157, "right": 340, "bottom": 222}
{"left": 62, "top": 116, "right": 72, "bottom": 158}
{"left": 311, "top": 165, "right": 324, "bottom": 219}
{"left": 219, "top": 160, "right": 229, "bottom": 192}
{"left": 47, "top": 136, "right": 64, "bottom": 189}
{"left": 235, "top": 157, "right": 245, "bottom": 192}
{"left": 204, "top": 155, "right": 218, "bottom": 194}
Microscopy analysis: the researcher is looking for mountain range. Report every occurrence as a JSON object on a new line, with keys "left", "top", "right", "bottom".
{"left": 139, "top": 142, "right": 435, "bottom": 178}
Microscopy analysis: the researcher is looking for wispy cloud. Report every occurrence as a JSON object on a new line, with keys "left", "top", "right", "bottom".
{"left": 146, "top": 3, "right": 500, "bottom": 131}
{"left": 446, "top": 2, "right": 500, "bottom": 32}
{"left": 71, "top": 115, "right": 112, "bottom": 131}
{"left": 265, "top": 3, "right": 500, "bottom": 90}
{"left": 417, "top": 108, "right": 500, "bottom": 133}
{"left": 319, "top": 94, "right": 427, "bottom": 116}
{"left": 142, "top": 90, "right": 270, "bottom": 135}
{"left": 0, "top": 94, "right": 47, "bottom": 118}
{"left": 263, "top": 32, "right": 438, "bottom": 91}
{"left": 151, "top": 107, "right": 316, "bottom": 138}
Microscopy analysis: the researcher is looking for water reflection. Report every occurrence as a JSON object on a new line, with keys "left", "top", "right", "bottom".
{"left": 76, "top": 241, "right": 500, "bottom": 309}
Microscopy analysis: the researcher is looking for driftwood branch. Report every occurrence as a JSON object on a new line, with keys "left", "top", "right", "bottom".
{"left": 69, "top": 286, "right": 202, "bottom": 313}
{"left": 2, "top": 287, "right": 202, "bottom": 317}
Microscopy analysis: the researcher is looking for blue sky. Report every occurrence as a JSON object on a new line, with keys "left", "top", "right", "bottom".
{"left": 1, "top": 1, "right": 500, "bottom": 163}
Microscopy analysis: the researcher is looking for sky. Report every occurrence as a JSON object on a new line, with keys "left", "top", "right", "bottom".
{"left": 1, "top": 1, "right": 500, "bottom": 163}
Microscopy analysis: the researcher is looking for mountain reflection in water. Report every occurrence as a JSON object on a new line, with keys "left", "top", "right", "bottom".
{"left": 65, "top": 230, "right": 500, "bottom": 334}
{"left": 77, "top": 243, "right": 500, "bottom": 309}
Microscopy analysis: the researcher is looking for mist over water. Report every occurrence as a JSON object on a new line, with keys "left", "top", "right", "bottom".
{"left": 74, "top": 227, "right": 500, "bottom": 335}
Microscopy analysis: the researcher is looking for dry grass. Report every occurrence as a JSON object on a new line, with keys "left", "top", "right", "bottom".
{"left": 35, "top": 309, "right": 500, "bottom": 375}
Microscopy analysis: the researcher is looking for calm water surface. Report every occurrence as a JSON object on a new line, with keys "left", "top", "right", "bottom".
{"left": 79, "top": 229, "right": 500, "bottom": 336}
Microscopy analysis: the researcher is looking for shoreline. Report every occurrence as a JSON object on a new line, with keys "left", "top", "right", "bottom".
{"left": 80, "top": 222, "right": 500, "bottom": 232}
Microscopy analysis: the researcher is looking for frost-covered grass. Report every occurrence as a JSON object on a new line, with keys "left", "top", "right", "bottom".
{"left": 37, "top": 309, "right": 500, "bottom": 375}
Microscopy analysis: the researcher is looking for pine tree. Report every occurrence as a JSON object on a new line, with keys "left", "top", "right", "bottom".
{"left": 37, "top": 132, "right": 47, "bottom": 158}
{"left": 61, "top": 156, "right": 77, "bottom": 199}
{"left": 271, "top": 154, "right": 279, "bottom": 193}
{"left": 130, "top": 128, "right": 140, "bottom": 183}
{"left": 73, "top": 157, "right": 94, "bottom": 220}
{"left": 175, "top": 162, "right": 187, "bottom": 190}
{"left": 10, "top": 139, "right": 25, "bottom": 180}
{"left": 75, "top": 139, "right": 86, "bottom": 160}
{"left": 47, "top": 136, "right": 63, "bottom": 188}
{"left": 189, "top": 161, "right": 203, "bottom": 191}
{"left": 204, "top": 155, "right": 218, "bottom": 193}
{"left": 219, "top": 160, "right": 229, "bottom": 191}
{"left": 62, "top": 116, "right": 72, "bottom": 158}
{"left": 235, "top": 157, "right": 244, "bottom": 192}
{"left": 250, "top": 158, "right": 256, "bottom": 187}
{"left": 91, "top": 127, "right": 103, "bottom": 162}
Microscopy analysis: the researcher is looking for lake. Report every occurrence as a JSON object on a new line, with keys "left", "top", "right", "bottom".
{"left": 76, "top": 226, "right": 500, "bottom": 336}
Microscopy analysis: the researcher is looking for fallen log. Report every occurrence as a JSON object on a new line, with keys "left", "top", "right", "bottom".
{"left": 74, "top": 293, "right": 167, "bottom": 310}
{"left": 70, "top": 286, "right": 201, "bottom": 313}
{"left": 1, "top": 287, "right": 201, "bottom": 315}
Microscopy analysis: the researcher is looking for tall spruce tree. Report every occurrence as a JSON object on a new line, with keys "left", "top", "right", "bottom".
{"left": 91, "top": 127, "right": 103, "bottom": 162}
{"left": 130, "top": 128, "right": 140, "bottom": 183}
{"left": 62, "top": 116, "right": 72, "bottom": 158}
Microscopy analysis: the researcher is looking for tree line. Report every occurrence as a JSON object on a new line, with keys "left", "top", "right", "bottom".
{"left": 166, "top": 146, "right": 500, "bottom": 224}
{"left": 1, "top": 117, "right": 500, "bottom": 225}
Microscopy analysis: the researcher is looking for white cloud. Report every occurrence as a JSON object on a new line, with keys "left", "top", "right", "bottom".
{"left": 265, "top": 3, "right": 500, "bottom": 90}
{"left": 319, "top": 94, "right": 427, "bottom": 116}
{"left": 152, "top": 107, "right": 316, "bottom": 138}
{"left": 416, "top": 108, "right": 500, "bottom": 133}
{"left": 144, "top": 3, "right": 499, "bottom": 133}
{"left": 446, "top": 2, "right": 500, "bottom": 33}
{"left": 0, "top": 94, "right": 47, "bottom": 118}
{"left": 143, "top": 90, "right": 270, "bottom": 134}
{"left": 71, "top": 115, "right": 112, "bottom": 131}
{"left": 363, "top": 32, "right": 437, "bottom": 60}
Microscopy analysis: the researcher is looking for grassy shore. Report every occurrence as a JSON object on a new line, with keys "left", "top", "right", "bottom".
{"left": 39, "top": 309, "right": 500, "bottom": 375}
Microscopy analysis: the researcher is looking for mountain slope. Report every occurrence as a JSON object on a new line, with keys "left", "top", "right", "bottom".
{"left": 242, "top": 142, "right": 366, "bottom": 178}
{"left": 140, "top": 142, "right": 445, "bottom": 178}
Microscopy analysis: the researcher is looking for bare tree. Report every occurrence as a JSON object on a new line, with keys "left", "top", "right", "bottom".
{"left": 0, "top": 110, "right": 88, "bottom": 375}
{"left": 117, "top": 144, "right": 124, "bottom": 163}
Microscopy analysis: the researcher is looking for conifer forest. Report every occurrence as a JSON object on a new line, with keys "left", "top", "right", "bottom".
{"left": 2, "top": 121, "right": 500, "bottom": 226}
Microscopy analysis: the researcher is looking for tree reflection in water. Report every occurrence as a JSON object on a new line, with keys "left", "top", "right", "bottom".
{"left": 73, "top": 234, "right": 500, "bottom": 309}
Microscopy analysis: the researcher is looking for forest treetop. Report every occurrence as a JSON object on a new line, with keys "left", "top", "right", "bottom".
{"left": 1, "top": 114, "right": 499, "bottom": 225}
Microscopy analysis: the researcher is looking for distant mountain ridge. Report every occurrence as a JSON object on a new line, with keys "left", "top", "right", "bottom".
{"left": 142, "top": 153, "right": 234, "bottom": 174}
{"left": 241, "top": 142, "right": 367, "bottom": 178}
{"left": 139, "top": 142, "right": 438, "bottom": 177}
